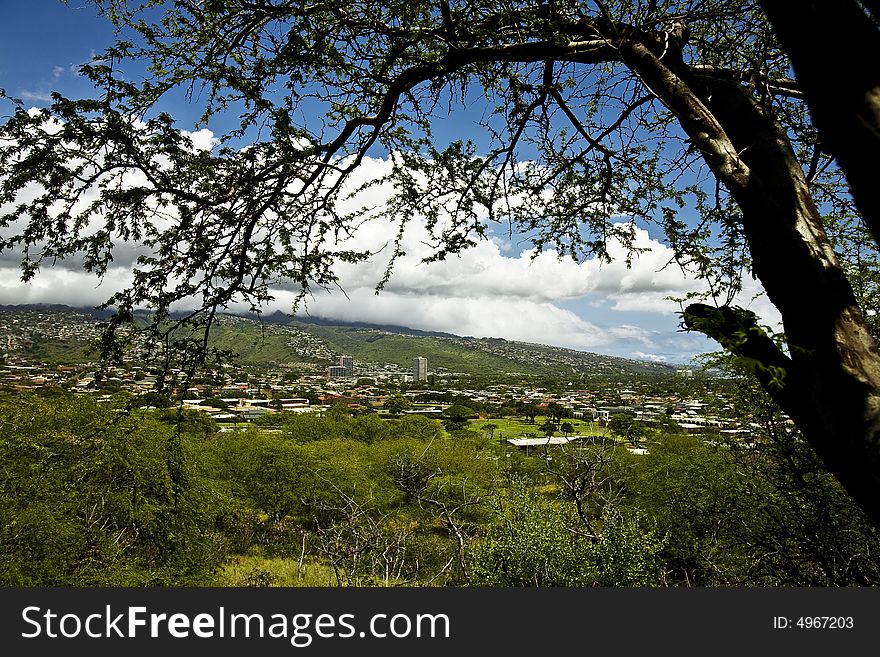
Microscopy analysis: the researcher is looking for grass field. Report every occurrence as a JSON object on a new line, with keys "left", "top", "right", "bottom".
{"left": 468, "top": 415, "right": 609, "bottom": 442}
{"left": 217, "top": 414, "right": 611, "bottom": 442}
{"left": 210, "top": 555, "right": 342, "bottom": 587}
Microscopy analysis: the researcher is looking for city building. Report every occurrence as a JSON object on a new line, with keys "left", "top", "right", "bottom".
{"left": 340, "top": 355, "right": 354, "bottom": 377}
{"left": 327, "top": 365, "right": 347, "bottom": 378}
{"left": 412, "top": 356, "right": 427, "bottom": 382}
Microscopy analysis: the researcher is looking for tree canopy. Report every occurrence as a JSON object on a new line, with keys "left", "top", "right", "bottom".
{"left": 3, "top": 1, "right": 880, "bottom": 525}
{"left": 607, "top": 412, "right": 645, "bottom": 446}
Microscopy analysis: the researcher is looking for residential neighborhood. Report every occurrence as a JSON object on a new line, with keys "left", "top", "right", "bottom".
{"left": 0, "top": 307, "right": 753, "bottom": 442}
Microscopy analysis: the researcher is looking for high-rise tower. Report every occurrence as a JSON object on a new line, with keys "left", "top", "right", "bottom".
{"left": 412, "top": 356, "right": 427, "bottom": 382}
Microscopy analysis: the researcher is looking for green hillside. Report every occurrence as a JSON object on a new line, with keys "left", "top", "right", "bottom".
{"left": 1, "top": 306, "right": 676, "bottom": 379}
{"left": 0, "top": 308, "right": 98, "bottom": 364}
{"left": 289, "top": 321, "right": 675, "bottom": 378}
{"left": 206, "top": 318, "right": 332, "bottom": 368}
{"left": 294, "top": 323, "right": 535, "bottom": 376}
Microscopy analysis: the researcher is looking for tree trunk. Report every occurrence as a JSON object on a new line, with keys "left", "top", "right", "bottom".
{"left": 710, "top": 95, "right": 880, "bottom": 528}
{"left": 620, "top": 37, "right": 880, "bottom": 527}
{"left": 759, "top": 0, "right": 880, "bottom": 244}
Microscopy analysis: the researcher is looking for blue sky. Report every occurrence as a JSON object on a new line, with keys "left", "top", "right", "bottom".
{"left": 0, "top": 1, "right": 778, "bottom": 364}
{"left": 1, "top": 1, "right": 113, "bottom": 101}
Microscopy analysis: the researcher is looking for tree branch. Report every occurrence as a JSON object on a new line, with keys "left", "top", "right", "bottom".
{"left": 683, "top": 303, "right": 795, "bottom": 402}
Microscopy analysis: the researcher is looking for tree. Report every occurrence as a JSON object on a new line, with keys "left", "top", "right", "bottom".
{"left": 130, "top": 390, "right": 173, "bottom": 409}
{"left": 560, "top": 421, "right": 574, "bottom": 438}
{"left": 383, "top": 395, "right": 412, "bottom": 416}
{"left": 539, "top": 420, "right": 556, "bottom": 437}
{"left": 219, "top": 429, "right": 307, "bottom": 523}
{"left": 443, "top": 403, "right": 477, "bottom": 422}
{"left": 3, "top": 1, "right": 880, "bottom": 524}
{"left": 496, "top": 405, "right": 519, "bottom": 419}
{"left": 382, "top": 434, "right": 497, "bottom": 583}
{"left": 758, "top": 0, "right": 880, "bottom": 244}
{"left": 443, "top": 403, "right": 477, "bottom": 432}
{"left": 307, "top": 476, "right": 411, "bottom": 587}
{"left": 608, "top": 413, "right": 645, "bottom": 447}
{"left": 626, "top": 433, "right": 758, "bottom": 585}
{"left": 716, "top": 365, "right": 880, "bottom": 585}
{"left": 520, "top": 404, "right": 541, "bottom": 425}
{"left": 627, "top": 427, "right": 880, "bottom": 586}
{"left": 546, "top": 402, "right": 572, "bottom": 429}
{"left": 470, "top": 483, "right": 665, "bottom": 586}
{"left": 158, "top": 406, "right": 220, "bottom": 439}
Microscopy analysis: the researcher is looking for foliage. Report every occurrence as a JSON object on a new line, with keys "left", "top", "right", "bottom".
{"left": 0, "top": 393, "right": 228, "bottom": 585}
{"left": 717, "top": 374, "right": 880, "bottom": 585}
{"left": 520, "top": 404, "right": 541, "bottom": 424}
{"left": 383, "top": 394, "right": 412, "bottom": 415}
{"left": 211, "top": 555, "right": 339, "bottom": 588}
{"left": 130, "top": 390, "right": 174, "bottom": 409}
{"left": 442, "top": 403, "right": 477, "bottom": 422}
{"left": 2, "top": 387, "right": 879, "bottom": 586}
{"left": 627, "top": 427, "right": 880, "bottom": 586}
{"left": 607, "top": 413, "right": 646, "bottom": 446}
{"left": 540, "top": 438, "right": 634, "bottom": 534}
{"left": 626, "top": 433, "right": 758, "bottom": 585}
{"left": 157, "top": 406, "right": 220, "bottom": 439}
{"left": 470, "top": 484, "right": 665, "bottom": 587}
{"left": 470, "top": 485, "right": 595, "bottom": 587}
{"left": 546, "top": 402, "right": 572, "bottom": 428}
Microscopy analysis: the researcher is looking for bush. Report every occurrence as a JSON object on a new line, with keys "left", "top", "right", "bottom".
{"left": 0, "top": 393, "right": 228, "bottom": 585}
{"left": 470, "top": 485, "right": 665, "bottom": 587}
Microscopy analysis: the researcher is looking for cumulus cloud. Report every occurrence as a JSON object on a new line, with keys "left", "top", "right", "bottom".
{"left": 180, "top": 128, "right": 218, "bottom": 152}
{"left": 311, "top": 156, "right": 699, "bottom": 301}
{"left": 287, "top": 287, "right": 610, "bottom": 350}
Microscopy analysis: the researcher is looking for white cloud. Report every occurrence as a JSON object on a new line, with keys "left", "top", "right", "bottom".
{"left": 17, "top": 90, "right": 53, "bottom": 103}
{"left": 318, "top": 156, "right": 712, "bottom": 316}
{"left": 181, "top": 128, "right": 218, "bottom": 152}
{"left": 0, "top": 266, "right": 133, "bottom": 306}
{"left": 735, "top": 275, "right": 784, "bottom": 333}
{"left": 281, "top": 287, "right": 610, "bottom": 351}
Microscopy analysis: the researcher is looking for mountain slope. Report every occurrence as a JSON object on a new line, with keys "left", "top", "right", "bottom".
{"left": 1, "top": 305, "right": 677, "bottom": 378}
{"left": 279, "top": 319, "right": 676, "bottom": 378}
